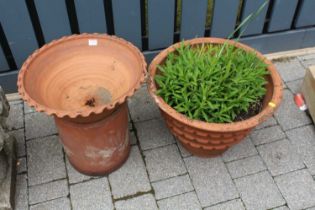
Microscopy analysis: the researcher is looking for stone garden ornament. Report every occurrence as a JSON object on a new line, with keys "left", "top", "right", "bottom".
{"left": 0, "top": 86, "right": 17, "bottom": 210}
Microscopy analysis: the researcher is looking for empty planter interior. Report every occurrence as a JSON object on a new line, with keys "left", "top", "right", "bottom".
{"left": 18, "top": 34, "right": 146, "bottom": 175}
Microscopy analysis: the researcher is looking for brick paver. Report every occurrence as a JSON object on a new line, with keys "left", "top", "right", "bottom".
{"left": 70, "top": 178, "right": 113, "bottom": 210}
{"left": 257, "top": 139, "right": 305, "bottom": 176}
{"left": 204, "top": 199, "right": 245, "bottom": 210}
{"left": 30, "top": 197, "right": 71, "bottom": 210}
{"left": 286, "top": 125, "right": 315, "bottom": 175}
{"left": 135, "top": 118, "right": 175, "bottom": 150}
{"left": 226, "top": 155, "right": 266, "bottom": 179}
{"left": 222, "top": 137, "right": 257, "bottom": 162}
{"left": 152, "top": 174, "right": 194, "bottom": 200}
{"left": 250, "top": 125, "right": 285, "bottom": 145}
{"left": 28, "top": 179, "right": 69, "bottom": 205}
{"left": 27, "top": 135, "right": 67, "bottom": 186}
{"left": 144, "top": 144, "right": 186, "bottom": 182}
{"left": 274, "top": 90, "right": 311, "bottom": 131}
{"left": 115, "top": 194, "right": 158, "bottom": 210}
{"left": 25, "top": 112, "right": 57, "bottom": 140}
{"left": 234, "top": 171, "right": 285, "bottom": 210}
{"left": 15, "top": 174, "right": 28, "bottom": 210}
{"left": 10, "top": 51, "right": 315, "bottom": 210}
{"left": 157, "top": 191, "right": 201, "bottom": 210}
{"left": 109, "top": 146, "right": 151, "bottom": 199}
{"left": 275, "top": 169, "right": 315, "bottom": 210}
{"left": 184, "top": 157, "right": 238, "bottom": 207}
{"left": 274, "top": 58, "right": 305, "bottom": 82}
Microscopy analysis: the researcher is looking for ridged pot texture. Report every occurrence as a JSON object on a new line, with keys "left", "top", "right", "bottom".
{"left": 18, "top": 34, "right": 147, "bottom": 174}
{"left": 148, "top": 37, "right": 283, "bottom": 157}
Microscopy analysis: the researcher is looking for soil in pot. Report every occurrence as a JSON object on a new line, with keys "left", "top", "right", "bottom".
{"left": 18, "top": 34, "right": 147, "bottom": 175}
{"left": 148, "top": 38, "right": 282, "bottom": 157}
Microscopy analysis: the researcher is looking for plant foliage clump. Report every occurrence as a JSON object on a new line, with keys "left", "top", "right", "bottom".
{"left": 155, "top": 43, "right": 269, "bottom": 123}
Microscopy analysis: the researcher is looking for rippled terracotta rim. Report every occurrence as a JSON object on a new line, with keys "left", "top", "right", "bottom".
{"left": 18, "top": 33, "right": 147, "bottom": 118}
{"left": 148, "top": 37, "right": 283, "bottom": 132}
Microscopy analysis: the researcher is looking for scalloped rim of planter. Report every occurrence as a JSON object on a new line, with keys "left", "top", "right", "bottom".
{"left": 148, "top": 37, "right": 283, "bottom": 133}
{"left": 18, "top": 33, "right": 147, "bottom": 119}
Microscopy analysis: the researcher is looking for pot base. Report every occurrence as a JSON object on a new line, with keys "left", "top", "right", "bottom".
{"left": 55, "top": 103, "right": 130, "bottom": 176}
{"left": 179, "top": 141, "right": 228, "bottom": 158}
{"left": 68, "top": 143, "right": 131, "bottom": 176}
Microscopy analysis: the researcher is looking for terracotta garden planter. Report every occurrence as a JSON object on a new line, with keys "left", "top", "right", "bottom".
{"left": 148, "top": 37, "right": 283, "bottom": 157}
{"left": 18, "top": 34, "right": 146, "bottom": 175}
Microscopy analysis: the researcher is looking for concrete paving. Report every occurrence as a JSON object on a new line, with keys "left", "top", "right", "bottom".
{"left": 11, "top": 53, "right": 315, "bottom": 209}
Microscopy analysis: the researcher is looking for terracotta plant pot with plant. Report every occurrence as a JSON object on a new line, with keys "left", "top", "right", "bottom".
{"left": 18, "top": 34, "right": 146, "bottom": 175}
{"left": 148, "top": 37, "right": 283, "bottom": 157}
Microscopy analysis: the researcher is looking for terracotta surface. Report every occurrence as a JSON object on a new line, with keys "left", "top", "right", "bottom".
{"left": 18, "top": 34, "right": 146, "bottom": 174}
{"left": 148, "top": 37, "right": 283, "bottom": 157}
{"left": 55, "top": 103, "right": 130, "bottom": 175}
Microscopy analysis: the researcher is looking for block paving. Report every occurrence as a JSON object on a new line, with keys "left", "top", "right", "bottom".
{"left": 11, "top": 53, "right": 315, "bottom": 209}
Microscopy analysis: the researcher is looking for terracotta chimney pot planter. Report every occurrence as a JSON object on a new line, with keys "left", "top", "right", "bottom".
{"left": 18, "top": 34, "right": 146, "bottom": 175}
{"left": 148, "top": 38, "right": 283, "bottom": 157}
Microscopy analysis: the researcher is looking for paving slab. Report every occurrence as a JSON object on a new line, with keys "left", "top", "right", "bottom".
{"left": 250, "top": 125, "right": 285, "bottom": 145}
{"left": 16, "top": 157, "right": 26, "bottom": 174}
{"left": 152, "top": 174, "right": 194, "bottom": 200}
{"left": 273, "top": 206, "right": 290, "bottom": 210}
{"left": 144, "top": 144, "right": 186, "bottom": 182}
{"left": 7, "top": 102, "right": 23, "bottom": 130}
{"left": 14, "top": 174, "right": 28, "bottom": 210}
{"left": 29, "top": 179, "right": 69, "bottom": 205}
{"left": 27, "top": 135, "right": 66, "bottom": 186}
{"left": 115, "top": 194, "right": 158, "bottom": 210}
{"left": 298, "top": 54, "right": 315, "bottom": 68}
{"left": 109, "top": 146, "right": 151, "bottom": 199}
{"left": 157, "top": 191, "right": 201, "bottom": 210}
{"left": 255, "top": 116, "right": 278, "bottom": 130}
{"left": 25, "top": 112, "right": 57, "bottom": 140}
{"left": 24, "top": 101, "right": 35, "bottom": 114}
{"left": 226, "top": 155, "right": 266, "bottom": 179}
{"left": 222, "top": 137, "right": 257, "bottom": 162}
{"left": 8, "top": 129, "right": 25, "bottom": 157}
{"left": 257, "top": 139, "right": 305, "bottom": 176}
{"left": 274, "top": 90, "right": 311, "bottom": 131}
{"left": 286, "top": 125, "right": 315, "bottom": 175}
{"left": 70, "top": 177, "right": 113, "bottom": 210}
{"left": 184, "top": 156, "right": 238, "bottom": 207}
{"left": 234, "top": 171, "right": 285, "bottom": 210}
{"left": 65, "top": 158, "right": 92, "bottom": 184}
{"left": 286, "top": 79, "right": 303, "bottom": 94}
{"left": 274, "top": 58, "right": 305, "bottom": 82}
{"left": 30, "top": 197, "right": 71, "bottom": 210}
{"left": 130, "top": 131, "right": 137, "bottom": 145}
{"left": 135, "top": 118, "right": 175, "bottom": 150}
{"left": 275, "top": 169, "right": 315, "bottom": 210}
{"left": 176, "top": 142, "right": 192, "bottom": 158}
{"left": 128, "top": 86, "right": 161, "bottom": 122}
{"left": 204, "top": 199, "right": 245, "bottom": 210}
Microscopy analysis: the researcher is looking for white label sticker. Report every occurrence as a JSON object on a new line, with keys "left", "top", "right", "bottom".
{"left": 88, "top": 39, "right": 98, "bottom": 46}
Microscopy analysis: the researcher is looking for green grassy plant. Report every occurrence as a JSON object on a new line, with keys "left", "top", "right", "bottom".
{"left": 155, "top": 43, "right": 268, "bottom": 123}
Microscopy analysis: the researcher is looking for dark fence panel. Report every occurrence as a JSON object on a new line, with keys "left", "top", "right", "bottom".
{"left": 180, "top": 0, "right": 208, "bottom": 40}
{"left": 34, "top": 0, "right": 71, "bottom": 42}
{"left": 295, "top": 0, "right": 315, "bottom": 28}
{"left": 268, "top": 0, "right": 298, "bottom": 32}
{"left": 0, "top": 0, "right": 38, "bottom": 67}
{"left": 112, "top": 0, "right": 142, "bottom": 49}
{"left": 241, "top": 0, "right": 270, "bottom": 36}
{"left": 75, "top": 0, "right": 107, "bottom": 33}
{"left": 1, "top": 0, "right": 315, "bottom": 93}
{"left": 210, "top": 0, "right": 239, "bottom": 38}
{"left": 148, "top": 0, "right": 176, "bottom": 50}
